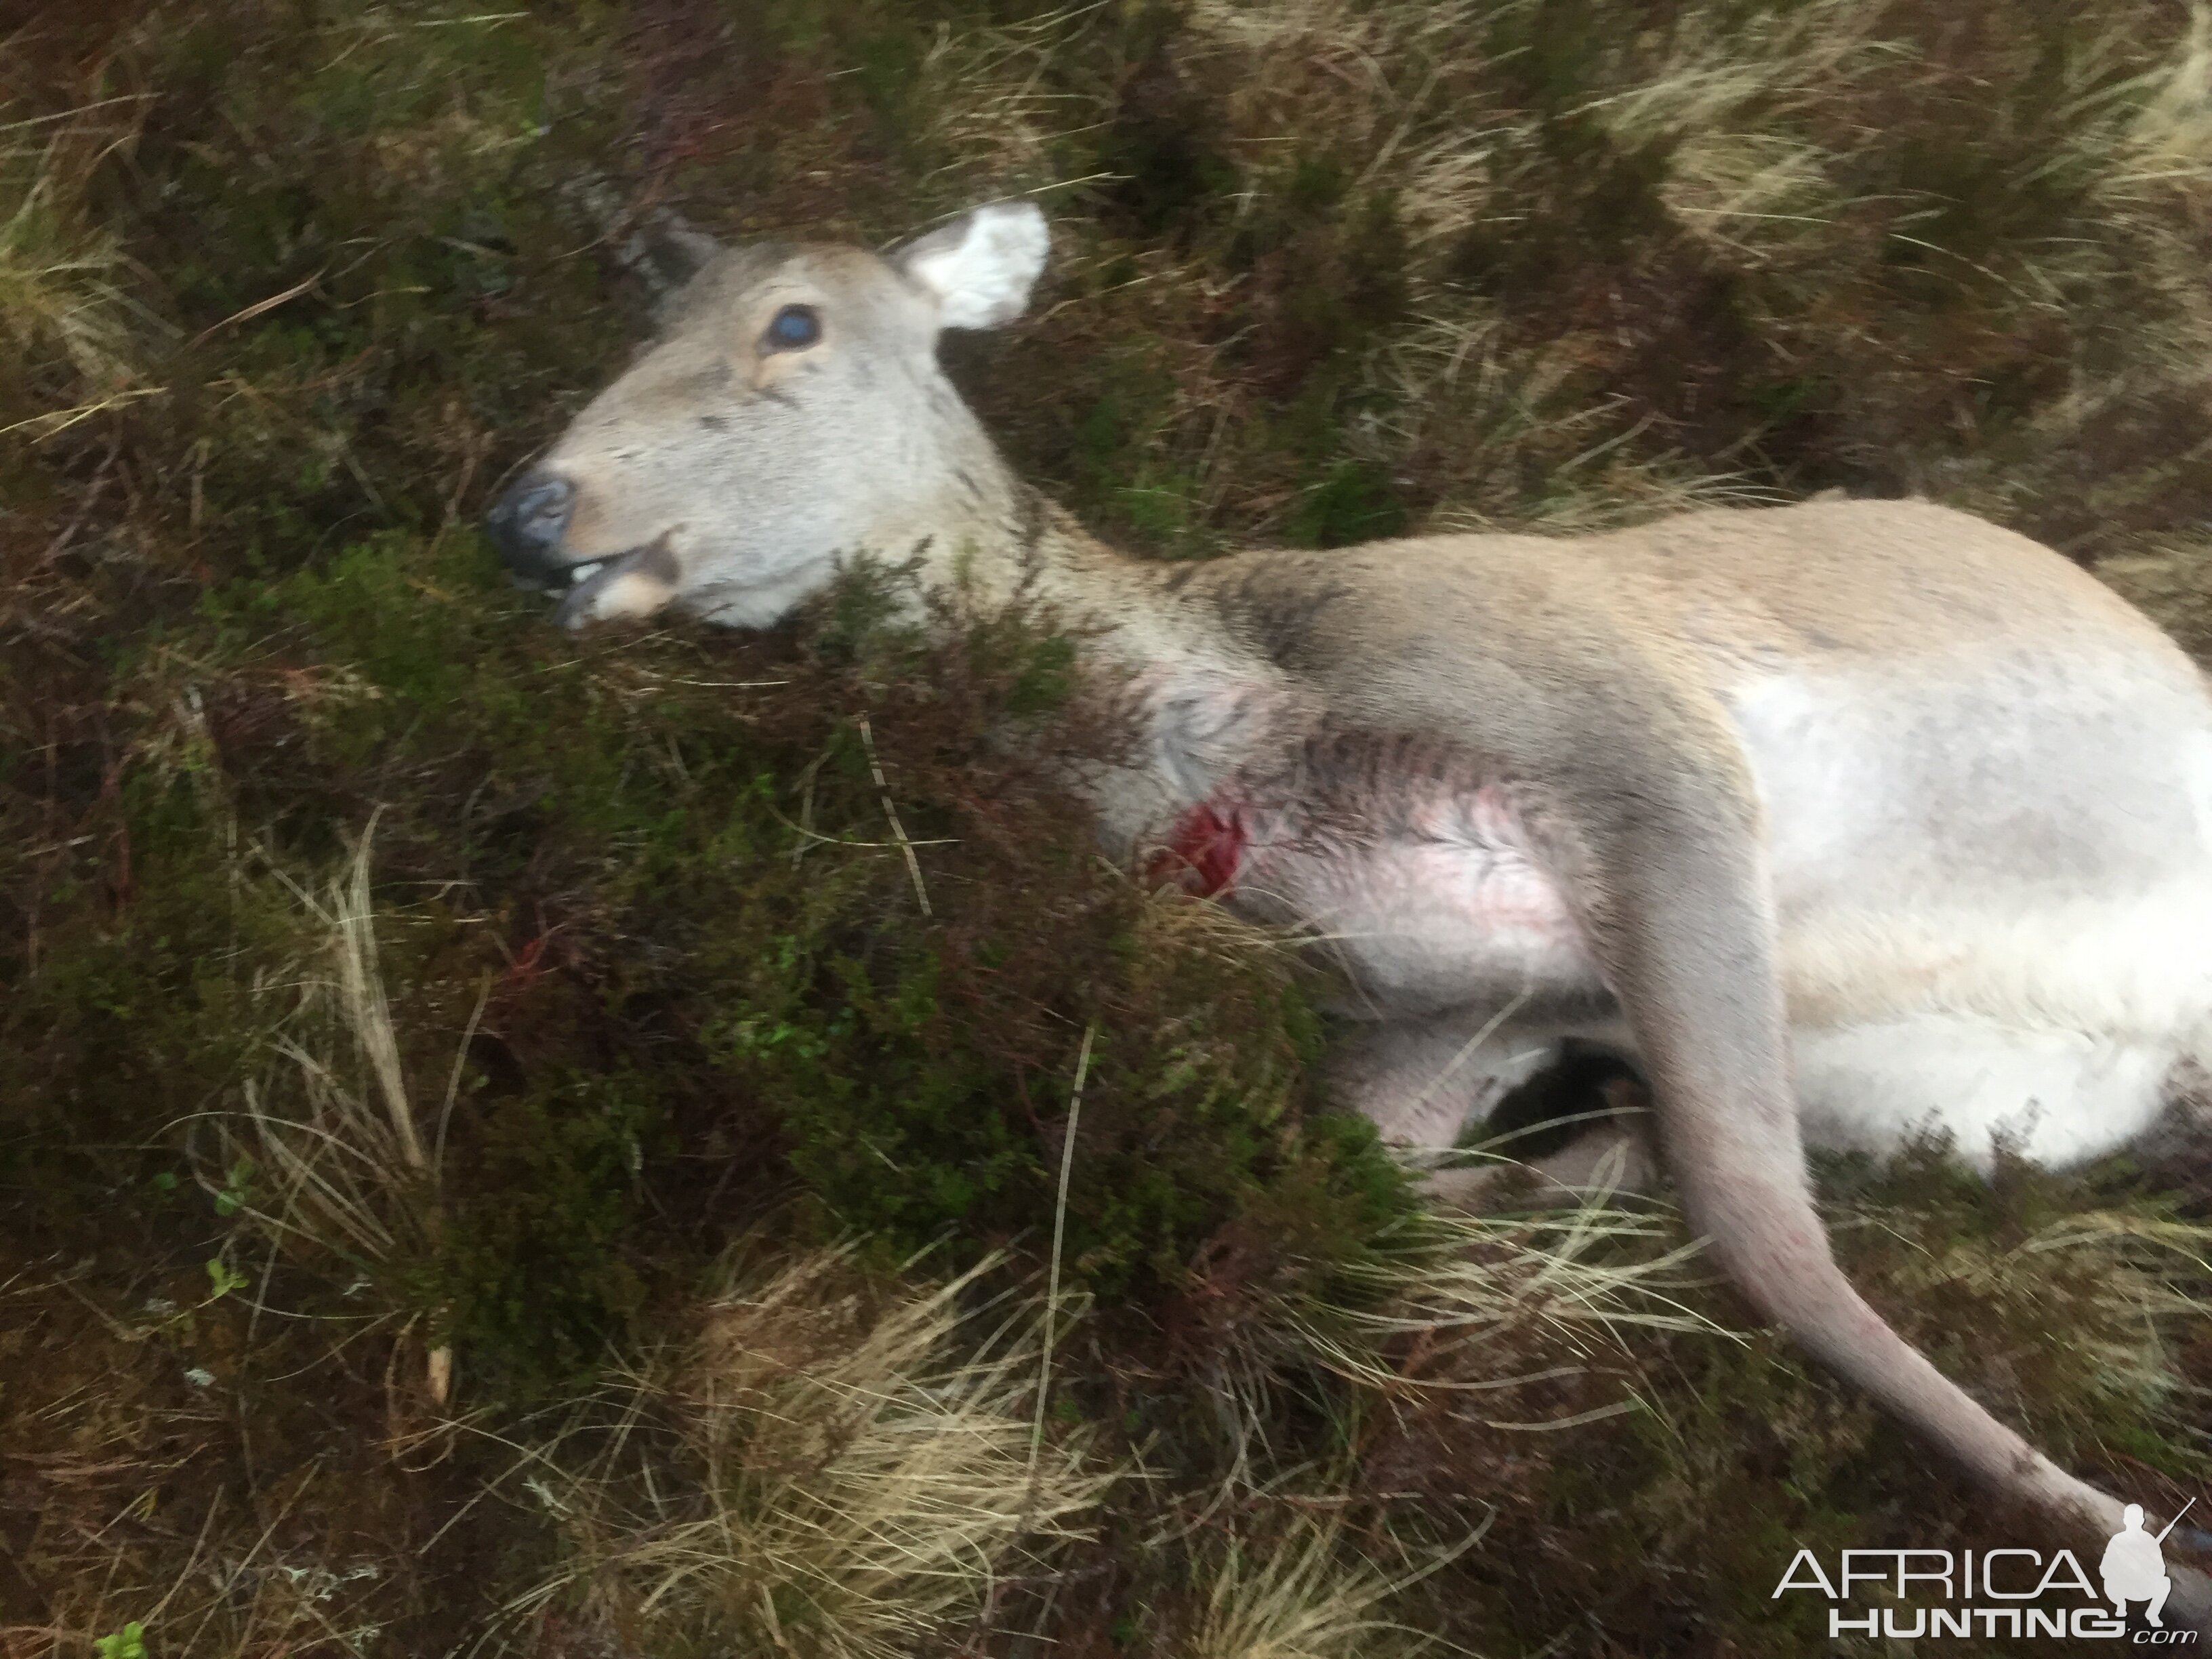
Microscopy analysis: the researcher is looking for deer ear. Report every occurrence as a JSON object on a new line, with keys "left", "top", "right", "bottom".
{"left": 893, "top": 201, "right": 1048, "bottom": 331}
{"left": 639, "top": 218, "right": 723, "bottom": 291}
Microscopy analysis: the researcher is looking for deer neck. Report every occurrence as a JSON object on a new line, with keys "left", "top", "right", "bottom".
{"left": 870, "top": 446, "right": 1237, "bottom": 679}
{"left": 855, "top": 441, "right": 1314, "bottom": 865}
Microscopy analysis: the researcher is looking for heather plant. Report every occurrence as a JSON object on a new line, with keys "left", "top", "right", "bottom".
{"left": 5, "top": 2, "right": 2212, "bottom": 1654}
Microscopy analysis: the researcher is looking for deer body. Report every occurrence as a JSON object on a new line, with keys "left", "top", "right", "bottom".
{"left": 485, "top": 200, "right": 2212, "bottom": 1612}
{"left": 1113, "top": 512, "right": 2212, "bottom": 1168}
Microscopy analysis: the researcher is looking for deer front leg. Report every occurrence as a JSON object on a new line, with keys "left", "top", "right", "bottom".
{"left": 1559, "top": 757, "right": 2212, "bottom": 1624}
{"left": 1330, "top": 1008, "right": 1658, "bottom": 1205}
{"left": 1421, "top": 1065, "right": 1660, "bottom": 1209}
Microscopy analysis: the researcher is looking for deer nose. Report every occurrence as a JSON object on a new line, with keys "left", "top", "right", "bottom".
{"left": 485, "top": 472, "right": 575, "bottom": 583}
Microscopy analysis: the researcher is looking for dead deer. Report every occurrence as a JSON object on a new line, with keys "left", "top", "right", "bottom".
{"left": 486, "top": 199, "right": 2212, "bottom": 1616}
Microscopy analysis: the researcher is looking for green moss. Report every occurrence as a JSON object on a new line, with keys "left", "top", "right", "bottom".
{"left": 1290, "top": 457, "right": 1412, "bottom": 548}
{"left": 423, "top": 1069, "right": 665, "bottom": 1398}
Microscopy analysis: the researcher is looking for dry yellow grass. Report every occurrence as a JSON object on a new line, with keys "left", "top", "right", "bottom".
{"left": 504, "top": 1247, "right": 1115, "bottom": 1658}
{"left": 201, "top": 824, "right": 469, "bottom": 1404}
{"left": 1177, "top": 1509, "right": 1466, "bottom": 1659}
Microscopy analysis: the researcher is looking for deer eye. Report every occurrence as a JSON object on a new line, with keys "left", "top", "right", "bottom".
{"left": 763, "top": 304, "right": 821, "bottom": 352}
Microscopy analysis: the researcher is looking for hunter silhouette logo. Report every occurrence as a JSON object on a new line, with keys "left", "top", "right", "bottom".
{"left": 1772, "top": 1500, "right": 2204, "bottom": 1641}
{"left": 2105, "top": 1502, "right": 2194, "bottom": 1630}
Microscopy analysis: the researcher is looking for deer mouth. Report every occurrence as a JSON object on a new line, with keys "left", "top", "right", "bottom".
{"left": 550, "top": 536, "right": 682, "bottom": 628}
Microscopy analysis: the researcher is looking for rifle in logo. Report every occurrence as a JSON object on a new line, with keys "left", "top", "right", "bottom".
{"left": 2104, "top": 1498, "right": 2196, "bottom": 1629}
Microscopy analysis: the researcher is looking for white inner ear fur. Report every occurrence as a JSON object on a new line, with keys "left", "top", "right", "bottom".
{"left": 897, "top": 201, "right": 1048, "bottom": 330}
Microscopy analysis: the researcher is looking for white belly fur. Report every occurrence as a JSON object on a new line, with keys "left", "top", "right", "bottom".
{"left": 1319, "top": 659, "right": 2212, "bottom": 1169}
{"left": 1354, "top": 1006, "right": 2187, "bottom": 1172}
{"left": 1732, "top": 664, "right": 2212, "bottom": 1166}
{"left": 1793, "top": 1016, "right": 2179, "bottom": 1170}
{"left": 1235, "top": 783, "right": 1604, "bottom": 1016}
{"left": 1781, "top": 892, "right": 2212, "bottom": 1042}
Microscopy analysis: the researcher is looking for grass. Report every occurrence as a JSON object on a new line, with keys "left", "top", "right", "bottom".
{"left": 1176, "top": 1509, "right": 1466, "bottom": 1659}
{"left": 503, "top": 1247, "right": 1118, "bottom": 1658}
{"left": 5, "top": 0, "right": 2212, "bottom": 1654}
{"left": 203, "top": 822, "right": 468, "bottom": 1404}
